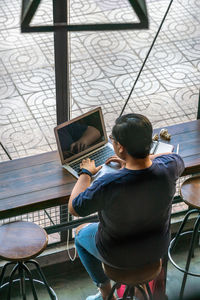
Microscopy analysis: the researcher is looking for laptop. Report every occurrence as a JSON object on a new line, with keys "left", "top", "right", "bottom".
{"left": 54, "top": 107, "right": 174, "bottom": 179}
{"left": 54, "top": 107, "right": 115, "bottom": 179}
{"left": 150, "top": 140, "right": 174, "bottom": 155}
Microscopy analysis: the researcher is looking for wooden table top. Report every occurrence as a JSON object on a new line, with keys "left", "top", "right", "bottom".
{"left": 0, "top": 119, "right": 200, "bottom": 219}
{"left": 154, "top": 119, "right": 200, "bottom": 175}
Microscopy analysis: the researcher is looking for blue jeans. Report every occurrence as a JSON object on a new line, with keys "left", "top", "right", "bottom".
{"left": 75, "top": 222, "right": 110, "bottom": 287}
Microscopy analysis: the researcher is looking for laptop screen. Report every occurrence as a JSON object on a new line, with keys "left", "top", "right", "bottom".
{"left": 54, "top": 107, "right": 108, "bottom": 164}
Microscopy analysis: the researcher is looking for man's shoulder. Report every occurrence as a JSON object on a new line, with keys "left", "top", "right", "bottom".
{"left": 154, "top": 153, "right": 184, "bottom": 165}
{"left": 153, "top": 153, "right": 185, "bottom": 176}
{"left": 91, "top": 169, "right": 127, "bottom": 188}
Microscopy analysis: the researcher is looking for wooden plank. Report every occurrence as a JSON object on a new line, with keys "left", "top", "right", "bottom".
{"left": 0, "top": 151, "right": 59, "bottom": 174}
{"left": 0, "top": 185, "right": 73, "bottom": 218}
{"left": 154, "top": 119, "right": 200, "bottom": 136}
{"left": 0, "top": 161, "right": 75, "bottom": 199}
{"left": 182, "top": 154, "right": 200, "bottom": 175}
{"left": 170, "top": 131, "right": 200, "bottom": 145}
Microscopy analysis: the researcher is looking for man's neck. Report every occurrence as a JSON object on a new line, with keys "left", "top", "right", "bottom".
{"left": 125, "top": 155, "right": 152, "bottom": 170}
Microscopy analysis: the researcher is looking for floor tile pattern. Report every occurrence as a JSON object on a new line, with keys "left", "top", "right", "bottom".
{"left": 0, "top": 1, "right": 199, "bottom": 292}
{"left": 0, "top": 0, "right": 199, "bottom": 216}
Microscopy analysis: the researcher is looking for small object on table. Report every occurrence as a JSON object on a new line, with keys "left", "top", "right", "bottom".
{"left": 160, "top": 128, "right": 171, "bottom": 141}
{"left": 159, "top": 128, "right": 168, "bottom": 137}
{"left": 164, "top": 133, "right": 171, "bottom": 140}
{"left": 152, "top": 133, "right": 159, "bottom": 141}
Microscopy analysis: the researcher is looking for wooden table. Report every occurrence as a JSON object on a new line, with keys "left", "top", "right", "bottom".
{"left": 154, "top": 120, "right": 200, "bottom": 175}
{"left": 0, "top": 119, "right": 200, "bottom": 220}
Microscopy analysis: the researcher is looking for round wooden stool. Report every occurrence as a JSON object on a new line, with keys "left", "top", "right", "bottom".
{"left": 103, "top": 259, "right": 162, "bottom": 300}
{"left": 168, "top": 175, "right": 200, "bottom": 300}
{"left": 0, "top": 221, "right": 57, "bottom": 300}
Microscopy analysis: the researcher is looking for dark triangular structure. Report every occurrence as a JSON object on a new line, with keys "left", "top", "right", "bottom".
{"left": 21, "top": 0, "right": 149, "bottom": 32}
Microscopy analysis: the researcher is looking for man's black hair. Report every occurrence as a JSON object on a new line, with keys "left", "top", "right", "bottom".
{"left": 112, "top": 113, "right": 153, "bottom": 159}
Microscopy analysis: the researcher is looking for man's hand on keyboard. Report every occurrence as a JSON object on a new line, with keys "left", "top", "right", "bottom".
{"left": 80, "top": 158, "right": 102, "bottom": 175}
{"left": 105, "top": 155, "right": 125, "bottom": 169}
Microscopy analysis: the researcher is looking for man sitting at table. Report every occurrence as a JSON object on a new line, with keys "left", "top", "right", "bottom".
{"left": 68, "top": 113, "right": 185, "bottom": 300}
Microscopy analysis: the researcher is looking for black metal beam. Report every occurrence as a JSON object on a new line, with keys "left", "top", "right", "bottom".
{"left": 21, "top": 0, "right": 41, "bottom": 28}
{"left": 45, "top": 214, "right": 99, "bottom": 234}
{"left": 197, "top": 90, "right": 200, "bottom": 120}
{"left": 21, "top": 0, "right": 149, "bottom": 33}
{"left": 53, "top": 0, "right": 70, "bottom": 242}
{"left": 21, "top": 22, "right": 149, "bottom": 33}
{"left": 129, "top": 0, "right": 148, "bottom": 22}
{"left": 0, "top": 142, "right": 12, "bottom": 160}
{"left": 53, "top": 0, "right": 70, "bottom": 124}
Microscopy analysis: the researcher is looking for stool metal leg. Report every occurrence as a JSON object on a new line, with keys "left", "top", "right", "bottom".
{"left": 136, "top": 284, "right": 148, "bottom": 300}
{"left": 19, "top": 263, "right": 26, "bottom": 300}
{"left": 106, "top": 282, "right": 118, "bottom": 300}
{"left": 171, "top": 209, "right": 199, "bottom": 251}
{"left": 0, "top": 262, "right": 15, "bottom": 287}
{"left": 128, "top": 286, "right": 135, "bottom": 299}
{"left": 7, "top": 263, "right": 19, "bottom": 300}
{"left": 27, "top": 260, "right": 56, "bottom": 300}
{"left": 0, "top": 261, "right": 57, "bottom": 300}
{"left": 179, "top": 215, "right": 200, "bottom": 300}
{"left": 22, "top": 262, "right": 38, "bottom": 300}
{"left": 146, "top": 282, "right": 153, "bottom": 300}
{"left": 122, "top": 285, "right": 131, "bottom": 300}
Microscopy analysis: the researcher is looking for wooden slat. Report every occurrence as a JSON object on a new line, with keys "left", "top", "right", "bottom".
{"left": 0, "top": 161, "right": 74, "bottom": 199}
{"left": 0, "top": 151, "right": 59, "bottom": 174}
{"left": 154, "top": 120, "right": 200, "bottom": 136}
{"left": 0, "top": 185, "right": 72, "bottom": 218}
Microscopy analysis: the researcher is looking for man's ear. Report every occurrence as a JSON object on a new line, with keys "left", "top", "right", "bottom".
{"left": 118, "top": 143, "right": 125, "bottom": 155}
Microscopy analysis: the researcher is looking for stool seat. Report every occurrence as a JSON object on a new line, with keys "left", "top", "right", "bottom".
{"left": 103, "top": 259, "right": 162, "bottom": 286}
{"left": 181, "top": 175, "right": 200, "bottom": 209}
{"left": 0, "top": 221, "right": 48, "bottom": 261}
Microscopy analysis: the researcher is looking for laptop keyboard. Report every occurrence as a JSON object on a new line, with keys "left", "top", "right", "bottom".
{"left": 69, "top": 146, "right": 114, "bottom": 173}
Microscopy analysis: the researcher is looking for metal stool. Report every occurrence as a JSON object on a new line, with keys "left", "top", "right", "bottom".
{"left": 102, "top": 259, "right": 162, "bottom": 300}
{"left": 0, "top": 221, "right": 57, "bottom": 300}
{"left": 168, "top": 175, "right": 200, "bottom": 300}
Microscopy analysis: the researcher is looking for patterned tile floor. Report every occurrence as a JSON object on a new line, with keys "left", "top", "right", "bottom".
{"left": 0, "top": 0, "right": 199, "bottom": 161}
{"left": 0, "top": 0, "right": 199, "bottom": 294}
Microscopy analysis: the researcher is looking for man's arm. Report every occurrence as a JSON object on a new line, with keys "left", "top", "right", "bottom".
{"left": 68, "top": 174, "right": 91, "bottom": 216}
{"left": 150, "top": 152, "right": 172, "bottom": 160}
{"left": 68, "top": 158, "right": 102, "bottom": 216}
